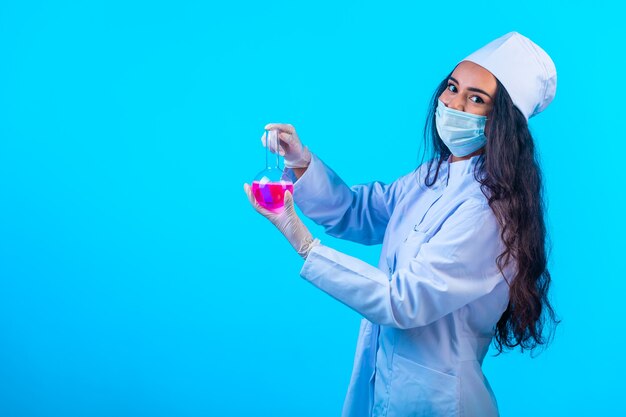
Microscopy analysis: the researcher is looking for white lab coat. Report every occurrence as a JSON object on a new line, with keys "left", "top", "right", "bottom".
{"left": 292, "top": 153, "right": 512, "bottom": 417}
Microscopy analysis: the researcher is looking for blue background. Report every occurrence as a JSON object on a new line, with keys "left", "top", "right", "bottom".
{"left": 1, "top": 1, "right": 624, "bottom": 416}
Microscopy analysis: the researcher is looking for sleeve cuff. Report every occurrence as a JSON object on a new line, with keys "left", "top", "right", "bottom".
{"left": 293, "top": 152, "right": 325, "bottom": 202}
{"left": 300, "top": 244, "right": 388, "bottom": 287}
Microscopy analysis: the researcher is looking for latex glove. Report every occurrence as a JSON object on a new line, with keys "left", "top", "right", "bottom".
{"left": 261, "top": 123, "right": 312, "bottom": 168}
{"left": 244, "top": 183, "right": 320, "bottom": 259}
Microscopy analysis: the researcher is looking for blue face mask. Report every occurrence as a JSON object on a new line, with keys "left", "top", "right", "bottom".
{"left": 435, "top": 99, "right": 487, "bottom": 157}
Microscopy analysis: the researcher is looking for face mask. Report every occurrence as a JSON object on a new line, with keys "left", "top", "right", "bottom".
{"left": 435, "top": 99, "right": 487, "bottom": 157}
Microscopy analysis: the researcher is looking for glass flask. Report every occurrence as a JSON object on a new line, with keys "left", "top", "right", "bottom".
{"left": 251, "top": 129, "right": 294, "bottom": 213}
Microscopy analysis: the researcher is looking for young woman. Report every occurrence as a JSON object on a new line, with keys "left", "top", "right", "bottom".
{"left": 244, "top": 31, "right": 559, "bottom": 417}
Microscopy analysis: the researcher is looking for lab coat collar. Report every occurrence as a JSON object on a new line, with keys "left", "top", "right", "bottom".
{"left": 445, "top": 154, "right": 483, "bottom": 186}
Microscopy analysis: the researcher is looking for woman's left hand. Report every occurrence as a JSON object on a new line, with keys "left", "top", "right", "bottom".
{"left": 243, "top": 184, "right": 319, "bottom": 259}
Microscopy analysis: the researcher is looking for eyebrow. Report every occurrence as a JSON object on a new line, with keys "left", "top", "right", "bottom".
{"left": 449, "top": 77, "right": 494, "bottom": 100}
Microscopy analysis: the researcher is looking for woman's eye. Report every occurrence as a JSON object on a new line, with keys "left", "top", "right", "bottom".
{"left": 470, "top": 96, "right": 484, "bottom": 104}
{"left": 447, "top": 83, "right": 457, "bottom": 93}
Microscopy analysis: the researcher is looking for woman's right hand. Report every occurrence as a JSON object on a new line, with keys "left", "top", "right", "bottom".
{"left": 261, "top": 123, "right": 311, "bottom": 169}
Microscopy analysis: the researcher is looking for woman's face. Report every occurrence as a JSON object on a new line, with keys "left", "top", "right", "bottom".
{"left": 439, "top": 60, "right": 497, "bottom": 117}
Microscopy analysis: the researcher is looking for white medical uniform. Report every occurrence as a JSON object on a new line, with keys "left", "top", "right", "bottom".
{"left": 292, "top": 153, "right": 514, "bottom": 417}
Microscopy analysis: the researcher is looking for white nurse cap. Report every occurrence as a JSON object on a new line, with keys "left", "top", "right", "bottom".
{"left": 461, "top": 31, "right": 557, "bottom": 120}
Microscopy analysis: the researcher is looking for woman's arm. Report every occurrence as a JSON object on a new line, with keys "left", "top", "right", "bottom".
{"left": 300, "top": 200, "right": 510, "bottom": 328}
{"left": 264, "top": 123, "right": 414, "bottom": 245}
{"left": 291, "top": 153, "right": 413, "bottom": 245}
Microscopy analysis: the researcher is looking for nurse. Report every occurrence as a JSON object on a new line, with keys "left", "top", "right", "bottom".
{"left": 244, "top": 32, "right": 559, "bottom": 417}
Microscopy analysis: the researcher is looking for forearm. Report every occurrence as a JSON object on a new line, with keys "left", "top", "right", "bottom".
{"left": 293, "top": 167, "right": 307, "bottom": 180}
{"left": 292, "top": 154, "right": 394, "bottom": 245}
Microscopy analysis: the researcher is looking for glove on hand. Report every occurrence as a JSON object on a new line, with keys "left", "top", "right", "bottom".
{"left": 244, "top": 183, "right": 319, "bottom": 259}
{"left": 261, "top": 123, "right": 311, "bottom": 169}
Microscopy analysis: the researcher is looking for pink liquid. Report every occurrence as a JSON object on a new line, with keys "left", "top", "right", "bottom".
{"left": 252, "top": 181, "right": 294, "bottom": 212}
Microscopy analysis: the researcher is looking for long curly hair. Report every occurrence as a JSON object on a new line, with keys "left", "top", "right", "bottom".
{"left": 420, "top": 71, "right": 560, "bottom": 354}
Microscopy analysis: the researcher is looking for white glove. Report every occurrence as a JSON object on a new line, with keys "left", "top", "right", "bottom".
{"left": 261, "top": 123, "right": 312, "bottom": 169}
{"left": 244, "top": 183, "right": 319, "bottom": 259}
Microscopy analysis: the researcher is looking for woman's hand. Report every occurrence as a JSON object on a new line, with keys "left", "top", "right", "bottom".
{"left": 261, "top": 123, "right": 311, "bottom": 169}
{"left": 243, "top": 183, "right": 319, "bottom": 259}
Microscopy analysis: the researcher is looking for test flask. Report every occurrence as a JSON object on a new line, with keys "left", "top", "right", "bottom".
{"left": 251, "top": 129, "right": 294, "bottom": 212}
